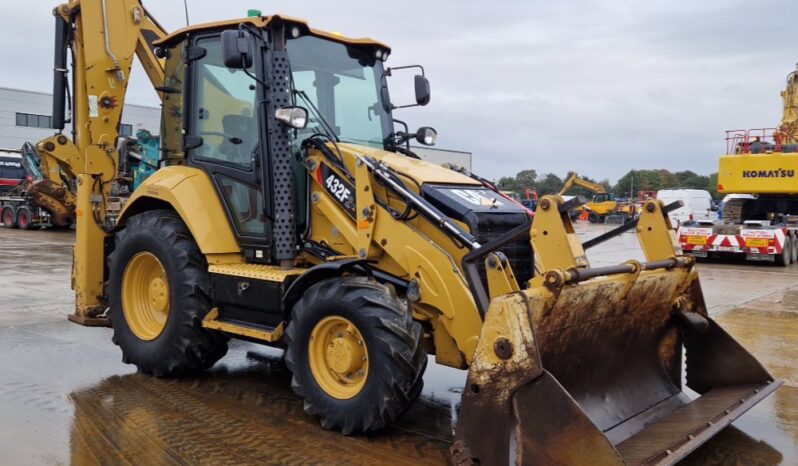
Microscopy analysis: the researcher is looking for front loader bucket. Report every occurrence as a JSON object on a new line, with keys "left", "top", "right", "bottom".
{"left": 452, "top": 264, "right": 781, "bottom": 466}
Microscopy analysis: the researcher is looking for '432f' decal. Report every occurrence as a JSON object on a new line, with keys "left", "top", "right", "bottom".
{"left": 318, "top": 163, "right": 356, "bottom": 217}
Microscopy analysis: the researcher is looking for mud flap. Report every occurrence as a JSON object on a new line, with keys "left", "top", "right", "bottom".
{"left": 452, "top": 265, "right": 781, "bottom": 466}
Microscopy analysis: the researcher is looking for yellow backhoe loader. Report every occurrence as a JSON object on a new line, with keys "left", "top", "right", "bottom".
{"left": 39, "top": 1, "right": 780, "bottom": 464}
{"left": 559, "top": 172, "right": 635, "bottom": 223}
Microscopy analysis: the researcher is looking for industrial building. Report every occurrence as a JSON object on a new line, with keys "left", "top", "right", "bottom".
{"left": 0, "top": 87, "right": 160, "bottom": 151}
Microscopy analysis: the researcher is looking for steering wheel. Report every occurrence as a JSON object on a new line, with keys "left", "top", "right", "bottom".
{"left": 198, "top": 131, "right": 242, "bottom": 144}
{"left": 198, "top": 131, "right": 245, "bottom": 162}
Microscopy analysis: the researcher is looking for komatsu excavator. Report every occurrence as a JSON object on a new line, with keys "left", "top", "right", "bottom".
{"left": 39, "top": 1, "right": 780, "bottom": 464}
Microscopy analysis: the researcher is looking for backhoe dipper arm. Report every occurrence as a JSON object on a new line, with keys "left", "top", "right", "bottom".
{"left": 49, "top": 0, "right": 165, "bottom": 154}
{"left": 38, "top": 0, "right": 167, "bottom": 319}
{"left": 557, "top": 172, "right": 607, "bottom": 196}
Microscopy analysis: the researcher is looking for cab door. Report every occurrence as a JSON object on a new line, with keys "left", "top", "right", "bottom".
{"left": 185, "top": 33, "right": 271, "bottom": 256}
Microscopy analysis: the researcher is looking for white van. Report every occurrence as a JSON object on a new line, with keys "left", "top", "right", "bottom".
{"left": 656, "top": 189, "right": 716, "bottom": 225}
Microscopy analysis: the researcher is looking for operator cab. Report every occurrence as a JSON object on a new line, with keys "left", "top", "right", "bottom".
{"left": 155, "top": 15, "right": 433, "bottom": 264}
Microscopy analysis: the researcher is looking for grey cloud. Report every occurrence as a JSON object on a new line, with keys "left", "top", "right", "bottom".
{"left": 0, "top": 0, "right": 795, "bottom": 182}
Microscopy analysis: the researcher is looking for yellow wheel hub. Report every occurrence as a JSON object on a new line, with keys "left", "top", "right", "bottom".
{"left": 122, "top": 252, "right": 170, "bottom": 341}
{"left": 309, "top": 316, "right": 368, "bottom": 399}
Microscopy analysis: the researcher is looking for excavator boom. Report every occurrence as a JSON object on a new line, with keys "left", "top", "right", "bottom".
{"left": 558, "top": 172, "right": 608, "bottom": 196}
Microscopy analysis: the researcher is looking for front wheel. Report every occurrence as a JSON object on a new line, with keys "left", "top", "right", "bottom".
{"left": 284, "top": 277, "right": 427, "bottom": 434}
{"left": 108, "top": 210, "right": 228, "bottom": 377}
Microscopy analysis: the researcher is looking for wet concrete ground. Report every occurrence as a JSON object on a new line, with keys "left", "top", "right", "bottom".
{"left": 0, "top": 224, "right": 796, "bottom": 465}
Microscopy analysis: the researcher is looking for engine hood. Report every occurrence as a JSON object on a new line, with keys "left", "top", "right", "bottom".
{"left": 335, "top": 142, "right": 481, "bottom": 187}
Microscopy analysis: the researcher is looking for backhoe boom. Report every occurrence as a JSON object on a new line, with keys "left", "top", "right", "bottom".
{"left": 39, "top": 0, "right": 165, "bottom": 319}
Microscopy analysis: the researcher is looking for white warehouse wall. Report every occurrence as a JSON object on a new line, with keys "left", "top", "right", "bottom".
{"left": 0, "top": 87, "right": 160, "bottom": 151}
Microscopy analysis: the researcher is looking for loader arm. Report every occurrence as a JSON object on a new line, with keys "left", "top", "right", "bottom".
{"left": 37, "top": 0, "right": 166, "bottom": 318}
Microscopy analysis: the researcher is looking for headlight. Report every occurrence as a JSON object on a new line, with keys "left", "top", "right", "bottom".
{"left": 416, "top": 127, "right": 437, "bottom": 146}
{"left": 275, "top": 106, "right": 308, "bottom": 129}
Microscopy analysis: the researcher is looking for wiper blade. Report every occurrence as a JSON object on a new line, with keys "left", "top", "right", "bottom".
{"left": 294, "top": 89, "right": 340, "bottom": 143}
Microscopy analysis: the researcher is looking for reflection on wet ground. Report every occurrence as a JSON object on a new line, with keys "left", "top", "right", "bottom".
{"left": 1, "top": 225, "right": 797, "bottom": 465}
{"left": 69, "top": 349, "right": 453, "bottom": 465}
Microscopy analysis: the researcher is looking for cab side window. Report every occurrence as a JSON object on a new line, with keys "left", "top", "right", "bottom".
{"left": 192, "top": 37, "right": 259, "bottom": 170}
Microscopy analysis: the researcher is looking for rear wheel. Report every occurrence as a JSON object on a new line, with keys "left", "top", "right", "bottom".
{"left": 791, "top": 233, "right": 798, "bottom": 264}
{"left": 16, "top": 207, "right": 32, "bottom": 230}
{"left": 1, "top": 207, "right": 16, "bottom": 228}
{"left": 285, "top": 276, "right": 427, "bottom": 434}
{"left": 776, "top": 236, "right": 792, "bottom": 266}
{"left": 587, "top": 212, "right": 601, "bottom": 223}
{"left": 108, "top": 209, "right": 228, "bottom": 377}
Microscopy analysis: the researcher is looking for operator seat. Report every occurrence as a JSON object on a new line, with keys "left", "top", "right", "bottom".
{"left": 220, "top": 114, "right": 257, "bottom": 166}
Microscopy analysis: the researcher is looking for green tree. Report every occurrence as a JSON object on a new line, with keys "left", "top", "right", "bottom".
{"left": 496, "top": 176, "right": 518, "bottom": 192}
{"left": 673, "top": 170, "right": 710, "bottom": 190}
{"left": 707, "top": 173, "right": 719, "bottom": 199}
{"left": 515, "top": 169, "right": 537, "bottom": 191}
{"left": 536, "top": 173, "right": 564, "bottom": 195}
{"left": 614, "top": 169, "right": 667, "bottom": 196}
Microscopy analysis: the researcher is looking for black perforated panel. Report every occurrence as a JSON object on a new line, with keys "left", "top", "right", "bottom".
{"left": 267, "top": 49, "right": 297, "bottom": 261}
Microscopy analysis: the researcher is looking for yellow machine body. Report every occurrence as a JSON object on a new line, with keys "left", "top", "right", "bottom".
{"left": 557, "top": 172, "right": 632, "bottom": 218}
{"left": 719, "top": 66, "right": 798, "bottom": 195}
{"left": 35, "top": 1, "right": 780, "bottom": 464}
{"left": 718, "top": 151, "right": 798, "bottom": 194}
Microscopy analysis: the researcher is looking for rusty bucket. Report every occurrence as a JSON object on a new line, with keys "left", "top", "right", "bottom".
{"left": 452, "top": 263, "right": 780, "bottom": 466}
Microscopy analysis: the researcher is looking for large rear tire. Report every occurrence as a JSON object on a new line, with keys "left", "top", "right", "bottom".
{"left": 776, "top": 236, "right": 792, "bottom": 267}
{"left": 587, "top": 212, "right": 601, "bottom": 223}
{"left": 1, "top": 207, "right": 16, "bottom": 228}
{"left": 284, "top": 276, "right": 427, "bottom": 434}
{"left": 16, "top": 207, "right": 33, "bottom": 230}
{"left": 108, "top": 209, "right": 228, "bottom": 377}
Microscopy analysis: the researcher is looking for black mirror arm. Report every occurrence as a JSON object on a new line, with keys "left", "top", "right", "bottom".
{"left": 387, "top": 64, "right": 426, "bottom": 76}
{"left": 390, "top": 119, "right": 412, "bottom": 150}
{"left": 383, "top": 65, "right": 429, "bottom": 110}
{"left": 236, "top": 25, "right": 269, "bottom": 88}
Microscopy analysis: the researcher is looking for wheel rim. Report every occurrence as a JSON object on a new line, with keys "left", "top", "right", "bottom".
{"left": 309, "top": 316, "right": 369, "bottom": 399}
{"left": 17, "top": 211, "right": 28, "bottom": 228}
{"left": 2, "top": 210, "right": 11, "bottom": 226}
{"left": 121, "top": 252, "right": 170, "bottom": 341}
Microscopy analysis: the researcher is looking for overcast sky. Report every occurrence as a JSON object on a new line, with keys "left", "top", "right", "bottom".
{"left": 1, "top": 0, "right": 796, "bottom": 183}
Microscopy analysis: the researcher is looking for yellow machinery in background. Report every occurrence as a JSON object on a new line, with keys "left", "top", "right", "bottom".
{"left": 719, "top": 64, "right": 798, "bottom": 195}
{"left": 558, "top": 172, "right": 635, "bottom": 222}
{"left": 38, "top": 1, "right": 779, "bottom": 464}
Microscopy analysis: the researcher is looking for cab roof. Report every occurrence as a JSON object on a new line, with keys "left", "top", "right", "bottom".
{"left": 154, "top": 14, "right": 390, "bottom": 52}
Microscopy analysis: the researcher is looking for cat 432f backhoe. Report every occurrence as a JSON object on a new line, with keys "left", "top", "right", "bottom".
{"left": 39, "top": 1, "right": 780, "bottom": 464}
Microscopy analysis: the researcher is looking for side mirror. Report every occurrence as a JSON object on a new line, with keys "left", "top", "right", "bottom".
{"left": 275, "top": 106, "right": 308, "bottom": 129}
{"left": 415, "top": 127, "right": 437, "bottom": 146}
{"left": 221, "top": 29, "right": 253, "bottom": 69}
{"left": 415, "top": 75, "right": 431, "bottom": 106}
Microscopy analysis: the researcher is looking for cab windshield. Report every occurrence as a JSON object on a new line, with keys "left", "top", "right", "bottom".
{"left": 286, "top": 35, "right": 392, "bottom": 149}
